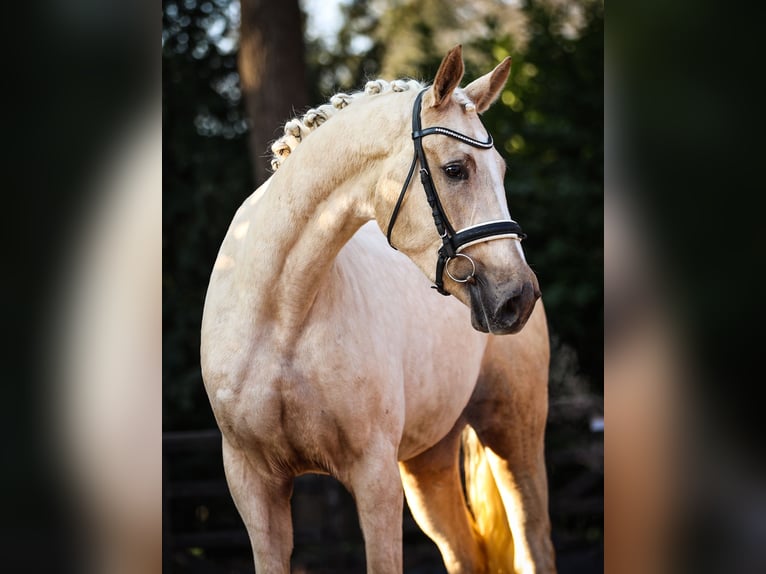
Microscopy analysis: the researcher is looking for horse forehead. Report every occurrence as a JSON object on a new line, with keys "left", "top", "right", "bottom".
{"left": 453, "top": 88, "right": 477, "bottom": 112}
{"left": 436, "top": 95, "right": 475, "bottom": 119}
{"left": 427, "top": 92, "right": 487, "bottom": 140}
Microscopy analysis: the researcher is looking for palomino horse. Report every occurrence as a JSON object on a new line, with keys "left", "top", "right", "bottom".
{"left": 201, "top": 46, "right": 555, "bottom": 573}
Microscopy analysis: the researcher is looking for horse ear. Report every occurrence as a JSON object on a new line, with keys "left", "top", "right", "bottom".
{"left": 464, "top": 57, "right": 512, "bottom": 114}
{"left": 430, "top": 45, "right": 465, "bottom": 108}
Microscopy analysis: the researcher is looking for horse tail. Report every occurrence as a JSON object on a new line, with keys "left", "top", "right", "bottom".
{"left": 462, "top": 424, "right": 515, "bottom": 572}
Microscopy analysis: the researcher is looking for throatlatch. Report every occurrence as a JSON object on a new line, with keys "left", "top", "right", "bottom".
{"left": 386, "top": 88, "right": 526, "bottom": 296}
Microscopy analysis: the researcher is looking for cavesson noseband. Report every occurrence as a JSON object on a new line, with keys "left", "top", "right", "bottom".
{"left": 386, "top": 88, "right": 526, "bottom": 296}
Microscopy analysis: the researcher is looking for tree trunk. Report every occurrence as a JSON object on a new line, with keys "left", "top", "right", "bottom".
{"left": 238, "top": 0, "right": 308, "bottom": 186}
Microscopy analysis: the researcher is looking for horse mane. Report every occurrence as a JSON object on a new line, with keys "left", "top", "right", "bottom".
{"left": 270, "top": 78, "right": 424, "bottom": 171}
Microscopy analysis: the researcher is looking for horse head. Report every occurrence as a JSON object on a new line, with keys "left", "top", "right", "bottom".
{"left": 378, "top": 46, "right": 540, "bottom": 334}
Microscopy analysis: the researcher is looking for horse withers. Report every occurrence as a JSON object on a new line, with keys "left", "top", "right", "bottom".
{"left": 200, "top": 45, "right": 555, "bottom": 573}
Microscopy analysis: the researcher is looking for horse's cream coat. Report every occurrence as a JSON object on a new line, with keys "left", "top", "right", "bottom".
{"left": 201, "top": 46, "right": 555, "bottom": 573}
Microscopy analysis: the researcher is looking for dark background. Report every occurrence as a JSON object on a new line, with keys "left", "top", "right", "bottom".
{"left": 163, "top": 0, "right": 603, "bottom": 572}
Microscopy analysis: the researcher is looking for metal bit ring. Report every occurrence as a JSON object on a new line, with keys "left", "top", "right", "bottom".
{"left": 445, "top": 253, "right": 476, "bottom": 283}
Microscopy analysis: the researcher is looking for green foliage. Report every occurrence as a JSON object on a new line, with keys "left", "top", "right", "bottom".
{"left": 490, "top": 1, "right": 604, "bottom": 384}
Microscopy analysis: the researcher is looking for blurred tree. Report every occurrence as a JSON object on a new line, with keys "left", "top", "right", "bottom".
{"left": 306, "top": 0, "right": 528, "bottom": 95}
{"left": 239, "top": 0, "right": 308, "bottom": 184}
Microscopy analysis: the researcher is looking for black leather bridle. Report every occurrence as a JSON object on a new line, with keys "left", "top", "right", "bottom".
{"left": 386, "top": 88, "right": 526, "bottom": 296}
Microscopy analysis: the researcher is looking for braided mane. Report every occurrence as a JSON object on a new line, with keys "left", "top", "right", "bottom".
{"left": 270, "top": 78, "right": 424, "bottom": 171}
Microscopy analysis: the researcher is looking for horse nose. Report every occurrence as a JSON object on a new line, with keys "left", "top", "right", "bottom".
{"left": 495, "top": 281, "right": 537, "bottom": 322}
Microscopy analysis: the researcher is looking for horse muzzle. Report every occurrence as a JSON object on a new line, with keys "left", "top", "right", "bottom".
{"left": 467, "top": 276, "right": 540, "bottom": 334}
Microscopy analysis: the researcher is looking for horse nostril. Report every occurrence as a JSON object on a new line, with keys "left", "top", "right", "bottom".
{"left": 497, "top": 283, "right": 535, "bottom": 318}
{"left": 497, "top": 292, "right": 521, "bottom": 319}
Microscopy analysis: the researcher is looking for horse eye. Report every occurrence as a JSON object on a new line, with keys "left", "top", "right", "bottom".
{"left": 443, "top": 163, "right": 466, "bottom": 180}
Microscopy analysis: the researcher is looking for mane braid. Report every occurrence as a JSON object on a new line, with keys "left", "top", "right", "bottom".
{"left": 269, "top": 78, "right": 424, "bottom": 171}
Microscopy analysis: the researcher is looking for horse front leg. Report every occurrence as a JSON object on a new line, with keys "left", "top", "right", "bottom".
{"left": 344, "top": 441, "right": 404, "bottom": 574}
{"left": 222, "top": 438, "right": 294, "bottom": 574}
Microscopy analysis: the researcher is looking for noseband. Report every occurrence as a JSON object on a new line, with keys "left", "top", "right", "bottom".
{"left": 386, "top": 88, "right": 526, "bottom": 296}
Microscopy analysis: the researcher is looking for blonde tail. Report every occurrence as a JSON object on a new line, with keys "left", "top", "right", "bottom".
{"left": 463, "top": 425, "right": 515, "bottom": 573}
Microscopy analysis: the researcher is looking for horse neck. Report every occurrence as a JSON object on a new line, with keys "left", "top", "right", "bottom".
{"left": 237, "top": 103, "right": 406, "bottom": 337}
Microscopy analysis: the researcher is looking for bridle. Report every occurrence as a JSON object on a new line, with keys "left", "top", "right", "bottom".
{"left": 386, "top": 88, "right": 527, "bottom": 296}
